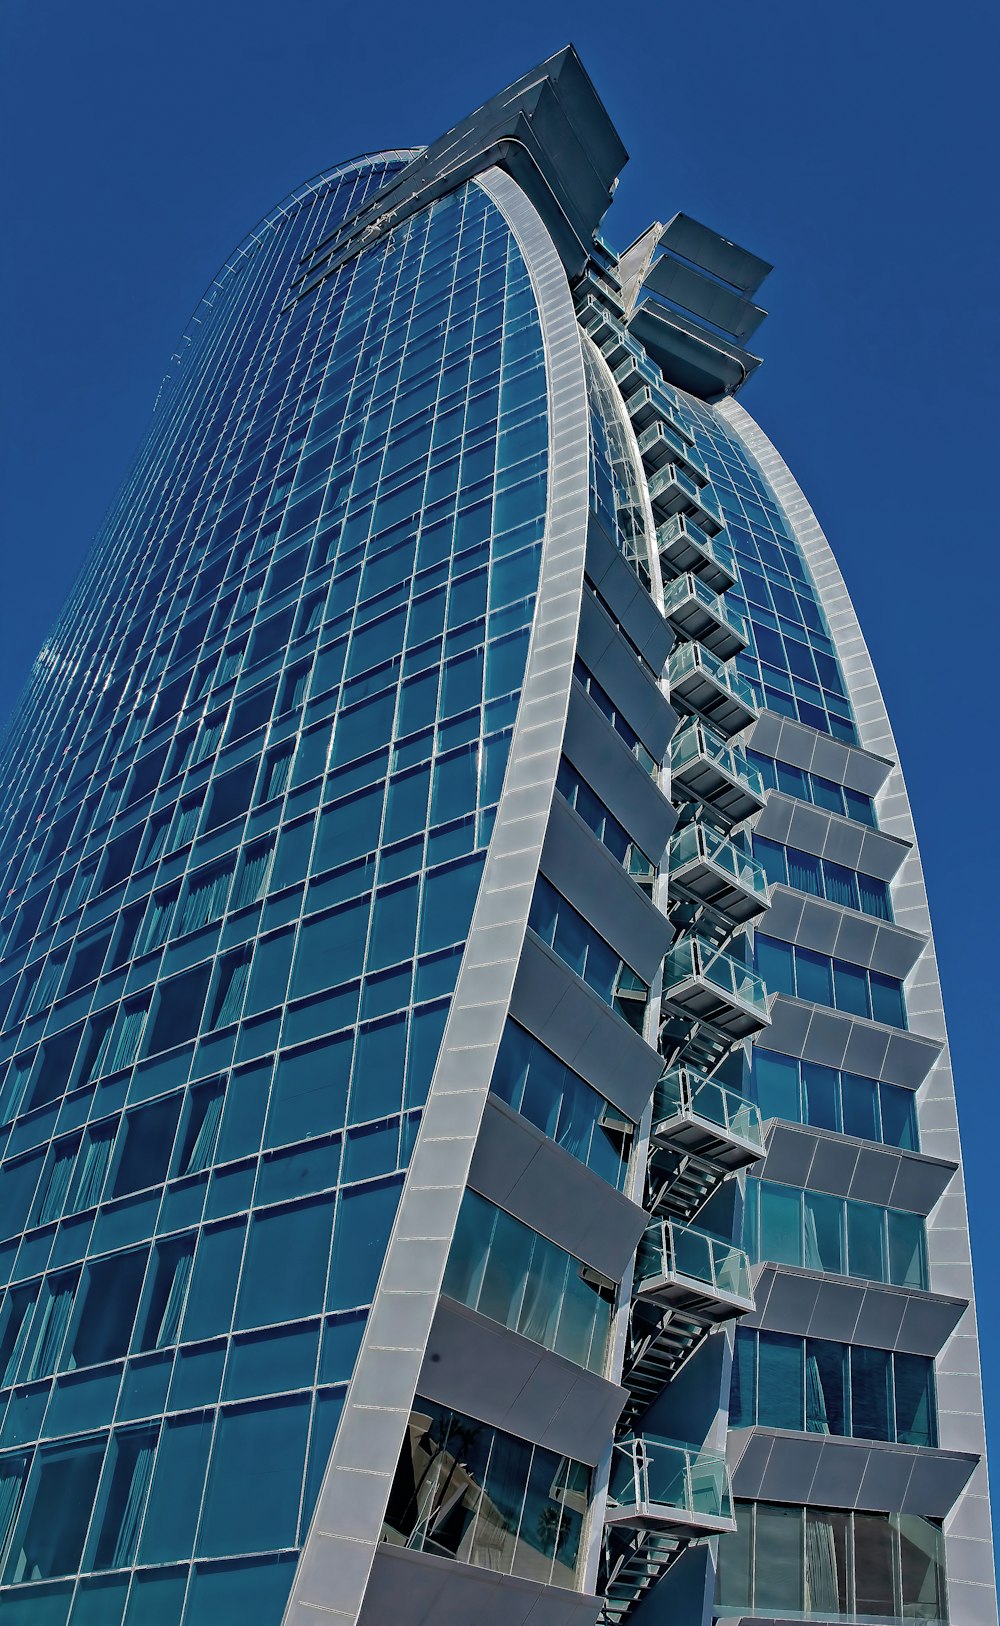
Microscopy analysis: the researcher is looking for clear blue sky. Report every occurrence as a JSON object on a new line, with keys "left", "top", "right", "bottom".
{"left": 2, "top": 0, "right": 998, "bottom": 1520}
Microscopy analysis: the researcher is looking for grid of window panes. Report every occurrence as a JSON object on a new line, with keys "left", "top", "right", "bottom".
{"left": 742, "top": 1178, "right": 928, "bottom": 1289}
{"left": 749, "top": 1048, "right": 919, "bottom": 1151}
{"left": 730, "top": 1325, "right": 937, "bottom": 1447}
{"left": 0, "top": 167, "right": 550, "bottom": 1626}
{"left": 716, "top": 1500, "right": 948, "bottom": 1623}
{"left": 663, "top": 388, "right": 857, "bottom": 743}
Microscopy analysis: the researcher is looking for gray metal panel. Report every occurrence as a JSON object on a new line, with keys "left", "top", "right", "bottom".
{"left": 284, "top": 166, "right": 596, "bottom": 1626}
{"left": 469, "top": 1096, "right": 648, "bottom": 1279}
{"left": 749, "top": 710, "right": 892, "bottom": 797}
{"left": 577, "top": 591, "right": 676, "bottom": 759}
{"left": 541, "top": 794, "right": 671, "bottom": 983}
{"left": 627, "top": 298, "right": 760, "bottom": 400}
{"left": 656, "top": 213, "right": 773, "bottom": 295}
{"left": 510, "top": 932, "right": 662, "bottom": 1123}
{"left": 730, "top": 1428, "right": 976, "bottom": 1518}
{"left": 748, "top": 1264, "right": 966, "bottom": 1355}
{"left": 356, "top": 1545, "right": 603, "bottom": 1626}
{"left": 296, "top": 46, "right": 627, "bottom": 290}
{"left": 642, "top": 252, "right": 767, "bottom": 343}
{"left": 563, "top": 685, "right": 676, "bottom": 862}
{"left": 763, "top": 995, "right": 942, "bottom": 1087}
{"left": 419, "top": 1297, "right": 628, "bottom": 1463}
{"left": 585, "top": 516, "right": 673, "bottom": 674}
{"left": 764, "top": 885, "right": 924, "bottom": 978}
{"left": 761, "top": 1121, "right": 956, "bottom": 1215}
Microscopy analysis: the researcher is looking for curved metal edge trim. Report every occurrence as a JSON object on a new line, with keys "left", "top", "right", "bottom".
{"left": 718, "top": 396, "right": 997, "bottom": 1626}
{"left": 281, "top": 166, "right": 593, "bottom": 1625}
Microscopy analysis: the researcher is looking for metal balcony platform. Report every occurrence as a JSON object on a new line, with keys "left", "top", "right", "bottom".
{"left": 637, "top": 420, "right": 694, "bottom": 474}
{"left": 670, "top": 720, "right": 766, "bottom": 825}
{"left": 605, "top": 1435, "right": 735, "bottom": 1537}
{"left": 633, "top": 1218, "right": 754, "bottom": 1322}
{"left": 661, "top": 573, "right": 747, "bottom": 660}
{"left": 669, "top": 642, "right": 759, "bottom": 736}
{"left": 576, "top": 292, "right": 621, "bottom": 347}
{"left": 657, "top": 512, "right": 734, "bottom": 585}
{"left": 651, "top": 1065, "right": 765, "bottom": 1174}
{"left": 668, "top": 823, "right": 770, "bottom": 927}
{"left": 662, "top": 934, "right": 771, "bottom": 1042}
{"left": 622, "top": 384, "right": 665, "bottom": 433}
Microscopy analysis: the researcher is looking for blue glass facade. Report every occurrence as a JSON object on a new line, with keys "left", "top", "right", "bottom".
{"left": 0, "top": 46, "right": 992, "bottom": 1626}
{"left": 0, "top": 161, "right": 550, "bottom": 1623}
{"left": 676, "top": 396, "right": 857, "bottom": 742}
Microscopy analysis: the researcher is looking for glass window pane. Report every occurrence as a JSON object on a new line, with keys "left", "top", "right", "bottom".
{"left": 832, "top": 959, "right": 869, "bottom": 1018}
{"left": 730, "top": 1329, "right": 756, "bottom": 1427}
{"left": 5, "top": 1438, "right": 105, "bottom": 1582}
{"left": 198, "top": 1396, "right": 310, "bottom": 1557}
{"left": 805, "top": 1508, "right": 850, "bottom": 1613}
{"left": 880, "top": 1083, "right": 918, "bottom": 1151}
{"left": 138, "top": 1413, "right": 213, "bottom": 1564}
{"left": 895, "top": 1515, "right": 946, "bottom": 1619}
{"left": 823, "top": 860, "right": 859, "bottom": 910}
{"left": 802, "top": 1062, "right": 840, "bottom": 1133}
{"left": 755, "top": 937, "right": 794, "bottom": 997}
{"left": 870, "top": 971, "right": 906, "bottom": 1028}
{"left": 757, "top": 1332, "right": 803, "bottom": 1430}
{"left": 717, "top": 1504, "right": 753, "bottom": 1610}
{"left": 887, "top": 1209, "right": 927, "bottom": 1289}
{"left": 759, "top": 1182, "right": 802, "bottom": 1267}
{"left": 894, "top": 1353, "right": 936, "bottom": 1447}
{"left": 327, "top": 1177, "right": 402, "bottom": 1311}
{"left": 847, "top": 1202, "right": 886, "bottom": 1282}
{"left": 805, "top": 1191, "right": 844, "bottom": 1274}
{"left": 851, "top": 1346, "right": 892, "bottom": 1441}
{"left": 806, "top": 1339, "right": 848, "bottom": 1435}
{"left": 853, "top": 1513, "right": 896, "bottom": 1616}
{"left": 753, "top": 838, "right": 787, "bottom": 888}
{"left": 754, "top": 1502, "right": 803, "bottom": 1612}
{"left": 236, "top": 1196, "right": 335, "bottom": 1329}
{"left": 811, "top": 775, "right": 843, "bottom": 814}
{"left": 858, "top": 872, "right": 891, "bottom": 919}
{"left": 752, "top": 1049, "right": 800, "bottom": 1123}
{"left": 796, "top": 948, "right": 833, "bottom": 1006}
{"left": 787, "top": 848, "right": 822, "bottom": 897}
{"left": 841, "top": 1073, "right": 879, "bottom": 1142}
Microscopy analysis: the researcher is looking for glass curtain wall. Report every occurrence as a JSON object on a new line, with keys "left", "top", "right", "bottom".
{"left": 0, "top": 164, "right": 550, "bottom": 1625}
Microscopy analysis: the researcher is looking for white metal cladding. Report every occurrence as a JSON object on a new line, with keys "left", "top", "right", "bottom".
{"left": 281, "top": 166, "right": 595, "bottom": 1625}
{"left": 719, "top": 396, "right": 997, "bottom": 1626}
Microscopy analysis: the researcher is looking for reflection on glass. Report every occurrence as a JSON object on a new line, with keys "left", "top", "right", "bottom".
{"left": 443, "top": 1191, "right": 612, "bottom": 1373}
{"left": 716, "top": 1500, "right": 949, "bottom": 1622}
{"left": 384, "top": 1400, "right": 589, "bottom": 1590}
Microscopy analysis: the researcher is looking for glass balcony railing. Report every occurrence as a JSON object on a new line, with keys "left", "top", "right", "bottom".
{"left": 657, "top": 512, "right": 735, "bottom": 579}
{"left": 663, "top": 934, "right": 771, "bottom": 1022}
{"left": 636, "top": 1217, "right": 753, "bottom": 1304}
{"left": 653, "top": 1066, "right": 764, "bottom": 1153}
{"left": 668, "top": 823, "right": 770, "bottom": 906}
{"left": 648, "top": 463, "right": 702, "bottom": 512}
{"left": 637, "top": 422, "right": 690, "bottom": 469}
{"left": 669, "top": 640, "right": 759, "bottom": 716}
{"left": 607, "top": 1434, "right": 733, "bottom": 1524}
{"left": 670, "top": 719, "right": 765, "bottom": 807}
{"left": 661, "top": 573, "right": 748, "bottom": 655}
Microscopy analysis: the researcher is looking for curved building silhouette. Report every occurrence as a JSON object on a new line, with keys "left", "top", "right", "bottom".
{"left": 0, "top": 47, "right": 991, "bottom": 1626}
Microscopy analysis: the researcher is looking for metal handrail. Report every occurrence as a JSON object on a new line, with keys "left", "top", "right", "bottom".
{"left": 608, "top": 1434, "right": 732, "bottom": 1519}
{"left": 653, "top": 1066, "right": 764, "bottom": 1149}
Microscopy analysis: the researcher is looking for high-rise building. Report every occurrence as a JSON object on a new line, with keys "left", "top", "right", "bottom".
{"left": 0, "top": 45, "right": 991, "bottom": 1626}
